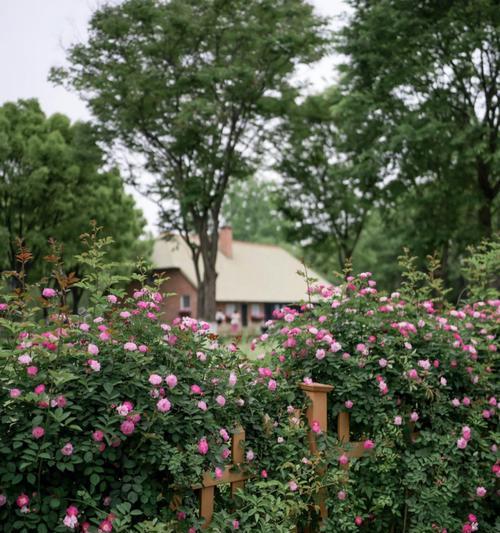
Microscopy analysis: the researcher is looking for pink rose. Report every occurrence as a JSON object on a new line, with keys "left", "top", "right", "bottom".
{"left": 92, "top": 430, "right": 104, "bottom": 442}
{"left": 197, "top": 400, "right": 208, "bottom": 411}
{"left": 216, "top": 395, "right": 226, "bottom": 407}
{"left": 27, "top": 366, "right": 38, "bottom": 376}
{"left": 476, "top": 486, "right": 487, "bottom": 497}
{"left": 87, "top": 343, "right": 99, "bottom": 356}
{"left": 344, "top": 400, "right": 353, "bottom": 409}
{"left": 338, "top": 454, "right": 349, "bottom": 465}
{"left": 120, "top": 420, "right": 135, "bottom": 436}
{"left": 337, "top": 490, "right": 346, "bottom": 500}
{"left": 61, "top": 442, "right": 74, "bottom": 456}
{"left": 288, "top": 480, "right": 298, "bottom": 492}
{"left": 32, "top": 426, "right": 45, "bottom": 439}
{"left": 42, "top": 288, "right": 57, "bottom": 298}
{"left": 156, "top": 398, "right": 171, "bottom": 413}
{"left": 123, "top": 342, "right": 137, "bottom": 351}
{"left": 198, "top": 438, "right": 209, "bottom": 455}
{"left": 268, "top": 379, "right": 277, "bottom": 391}
{"left": 394, "top": 415, "right": 402, "bottom": 426}
{"left": 457, "top": 437, "right": 468, "bottom": 449}
{"left": 16, "top": 493, "right": 30, "bottom": 508}
{"left": 34, "top": 384, "right": 46, "bottom": 395}
{"left": 9, "top": 388, "right": 21, "bottom": 398}
{"left": 219, "top": 428, "right": 230, "bottom": 442}
{"left": 165, "top": 374, "right": 178, "bottom": 388}
{"left": 148, "top": 374, "right": 163, "bottom": 386}
{"left": 363, "top": 439, "right": 375, "bottom": 450}
{"left": 107, "top": 295, "right": 118, "bottom": 304}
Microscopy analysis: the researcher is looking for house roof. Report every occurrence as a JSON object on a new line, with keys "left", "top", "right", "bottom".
{"left": 152, "top": 235, "right": 330, "bottom": 303}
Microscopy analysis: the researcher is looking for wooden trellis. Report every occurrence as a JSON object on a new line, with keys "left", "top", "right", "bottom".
{"left": 196, "top": 381, "right": 384, "bottom": 529}
{"left": 195, "top": 425, "right": 247, "bottom": 528}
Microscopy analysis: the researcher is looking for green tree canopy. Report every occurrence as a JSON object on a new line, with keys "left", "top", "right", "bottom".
{"left": 336, "top": 0, "right": 499, "bottom": 249}
{"left": 0, "top": 99, "right": 149, "bottom": 310}
{"left": 52, "top": 0, "right": 329, "bottom": 320}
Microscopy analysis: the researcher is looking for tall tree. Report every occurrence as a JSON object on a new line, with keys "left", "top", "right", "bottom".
{"left": 0, "top": 99, "right": 149, "bottom": 311}
{"left": 275, "top": 88, "right": 386, "bottom": 269}
{"left": 52, "top": 0, "right": 328, "bottom": 320}
{"left": 337, "top": 0, "right": 500, "bottom": 242}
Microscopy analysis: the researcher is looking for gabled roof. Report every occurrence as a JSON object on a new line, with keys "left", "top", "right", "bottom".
{"left": 152, "top": 235, "right": 330, "bottom": 303}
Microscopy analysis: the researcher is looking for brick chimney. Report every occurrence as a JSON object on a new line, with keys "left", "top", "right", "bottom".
{"left": 218, "top": 226, "right": 233, "bottom": 258}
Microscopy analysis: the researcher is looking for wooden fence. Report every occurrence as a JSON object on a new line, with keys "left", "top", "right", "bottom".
{"left": 194, "top": 381, "right": 381, "bottom": 529}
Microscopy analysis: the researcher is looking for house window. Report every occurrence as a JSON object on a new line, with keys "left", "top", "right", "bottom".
{"left": 225, "top": 303, "right": 236, "bottom": 316}
{"left": 250, "top": 303, "right": 263, "bottom": 321}
{"left": 180, "top": 294, "right": 191, "bottom": 310}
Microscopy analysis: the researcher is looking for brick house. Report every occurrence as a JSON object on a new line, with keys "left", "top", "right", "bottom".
{"left": 151, "top": 227, "right": 329, "bottom": 325}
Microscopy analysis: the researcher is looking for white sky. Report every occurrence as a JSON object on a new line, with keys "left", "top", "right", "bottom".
{"left": 0, "top": 0, "right": 350, "bottom": 233}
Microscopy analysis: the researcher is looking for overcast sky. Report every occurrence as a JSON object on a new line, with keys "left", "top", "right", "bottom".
{"left": 0, "top": 0, "right": 350, "bottom": 233}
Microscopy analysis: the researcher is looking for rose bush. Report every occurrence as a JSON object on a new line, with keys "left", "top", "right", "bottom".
{"left": 254, "top": 257, "right": 499, "bottom": 532}
{"left": 0, "top": 236, "right": 313, "bottom": 533}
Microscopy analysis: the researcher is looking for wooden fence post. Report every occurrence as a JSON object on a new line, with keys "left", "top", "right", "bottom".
{"left": 299, "top": 382, "right": 334, "bottom": 523}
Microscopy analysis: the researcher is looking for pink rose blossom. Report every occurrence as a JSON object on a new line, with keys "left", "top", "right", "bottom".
{"left": 363, "top": 439, "right": 375, "bottom": 450}
{"left": 191, "top": 384, "right": 203, "bottom": 395}
{"left": 61, "top": 442, "right": 74, "bottom": 456}
{"left": 107, "top": 295, "right": 118, "bottom": 304}
{"left": 410, "top": 412, "right": 419, "bottom": 422}
{"left": 268, "top": 379, "right": 277, "bottom": 391}
{"left": 16, "top": 493, "right": 29, "bottom": 509}
{"left": 355, "top": 516, "right": 363, "bottom": 526}
{"left": 27, "top": 366, "right": 38, "bottom": 376}
{"left": 198, "top": 438, "right": 209, "bottom": 455}
{"left": 197, "top": 400, "right": 208, "bottom": 411}
{"left": 32, "top": 426, "right": 45, "bottom": 439}
{"left": 88, "top": 343, "right": 99, "bottom": 356}
{"left": 232, "top": 519, "right": 240, "bottom": 529}
{"left": 457, "top": 437, "right": 468, "bottom": 449}
{"left": 0, "top": 494, "right": 6, "bottom": 506}
{"left": 315, "top": 348, "right": 326, "bottom": 360}
{"left": 157, "top": 398, "right": 171, "bottom": 413}
{"left": 18, "top": 354, "right": 32, "bottom": 365}
{"left": 311, "top": 420, "right": 321, "bottom": 434}
{"left": 149, "top": 374, "right": 163, "bottom": 386}
{"left": 10, "top": 388, "right": 21, "bottom": 398}
{"left": 338, "top": 454, "right": 349, "bottom": 465}
{"left": 123, "top": 342, "right": 137, "bottom": 351}
{"left": 476, "top": 486, "right": 487, "bottom": 497}
{"left": 288, "top": 480, "right": 298, "bottom": 491}
{"left": 165, "top": 374, "right": 178, "bottom": 388}
{"left": 246, "top": 449, "right": 255, "bottom": 461}
{"left": 216, "top": 395, "right": 226, "bottom": 407}
{"left": 378, "top": 358, "right": 388, "bottom": 368}
{"left": 92, "top": 430, "right": 104, "bottom": 442}
{"left": 344, "top": 400, "right": 353, "bottom": 409}
{"left": 120, "top": 420, "right": 135, "bottom": 436}
{"left": 34, "top": 384, "right": 45, "bottom": 395}
{"left": 42, "top": 288, "right": 57, "bottom": 298}
{"left": 88, "top": 359, "right": 101, "bottom": 372}
{"left": 451, "top": 398, "right": 461, "bottom": 407}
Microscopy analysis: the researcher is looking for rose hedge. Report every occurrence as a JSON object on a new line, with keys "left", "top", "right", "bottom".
{"left": 0, "top": 280, "right": 314, "bottom": 533}
{"left": 255, "top": 272, "right": 499, "bottom": 532}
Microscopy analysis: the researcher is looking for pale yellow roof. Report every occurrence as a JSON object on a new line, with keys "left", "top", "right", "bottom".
{"left": 152, "top": 235, "right": 330, "bottom": 303}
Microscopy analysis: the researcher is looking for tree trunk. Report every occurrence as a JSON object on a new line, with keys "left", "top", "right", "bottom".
{"left": 198, "top": 265, "right": 217, "bottom": 322}
{"left": 196, "top": 225, "right": 219, "bottom": 322}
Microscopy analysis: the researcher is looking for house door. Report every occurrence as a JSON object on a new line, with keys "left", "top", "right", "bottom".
{"left": 241, "top": 303, "right": 248, "bottom": 327}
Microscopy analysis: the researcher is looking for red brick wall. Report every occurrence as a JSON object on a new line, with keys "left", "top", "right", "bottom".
{"left": 155, "top": 268, "right": 198, "bottom": 323}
